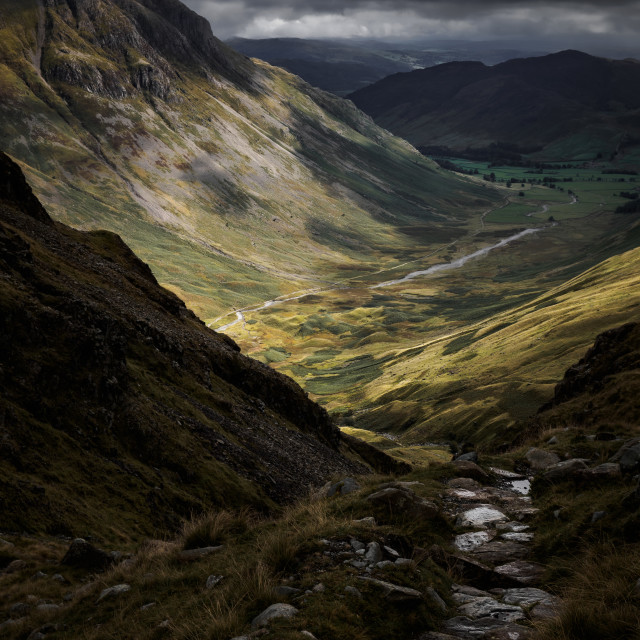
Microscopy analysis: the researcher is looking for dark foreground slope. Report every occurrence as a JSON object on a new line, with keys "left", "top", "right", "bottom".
{"left": 0, "top": 153, "right": 368, "bottom": 541}
{"left": 349, "top": 50, "right": 640, "bottom": 163}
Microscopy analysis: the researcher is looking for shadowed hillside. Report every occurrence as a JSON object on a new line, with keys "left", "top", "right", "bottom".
{"left": 0, "top": 151, "right": 372, "bottom": 541}
{"left": 349, "top": 50, "right": 640, "bottom": 164}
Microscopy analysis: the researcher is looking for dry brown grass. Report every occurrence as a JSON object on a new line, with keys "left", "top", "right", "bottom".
{"left": 180, "top": 509, "right": 255, "bottom": 551}
{"left": 536, "top": 544, "right": 640, "bottom": 640}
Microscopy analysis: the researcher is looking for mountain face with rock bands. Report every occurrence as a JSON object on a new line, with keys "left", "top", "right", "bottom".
{"left": 0, "top": 151, "right": 374, "bottom": 541}
{"left": 0, "top": 0, "right": 495, "bottom": 321}
{"left": 349, "top": 50, "right": 640, "bottom": 163}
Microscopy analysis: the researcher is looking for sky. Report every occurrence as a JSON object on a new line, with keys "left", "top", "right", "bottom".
{"left": 183, "top": 0, "right": 640, "bottom": 51}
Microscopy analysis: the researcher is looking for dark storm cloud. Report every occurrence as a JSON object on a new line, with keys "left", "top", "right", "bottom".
{"left": 183, "top": 0, "right": 640, "bottom": 45}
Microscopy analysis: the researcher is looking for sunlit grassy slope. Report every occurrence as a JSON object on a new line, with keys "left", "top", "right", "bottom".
{"left": 0, "top": 0, "right": 496, "bottom": 319}
{"left": 221, "top": 162, "right": 640, "bottom": 448}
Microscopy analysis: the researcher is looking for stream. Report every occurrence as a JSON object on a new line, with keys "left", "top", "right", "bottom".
{"left": 211, "top": 226, "right": 545, "bottom": 332}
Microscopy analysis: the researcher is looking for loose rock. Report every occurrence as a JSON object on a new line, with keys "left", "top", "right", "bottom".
{"left": 61, "top": 538, "right": 115, "bottom": 571}
{"left": 251, "top": 603, "right": 298, "bottom": 629}
{"left": 541, "top": 459, "right": 589, "bottom": 482}
{"left": 525, "top": 448, "right": 560, "bottom": 471}
{"left": 359, "top": 577, "right": 423, "bottom": 602}
{"left": 493, "top": 561, "right": 544, "bottom": 586}
{"left": 206, "top": 575, "right": 224, "bottom": 589}
{"left": 97, "top": 584, "right": 131, "bottom": 602}
{"left": 456, "top": 505, "right": 508, "bottom": 528}
{"left": 365, "top": 542, "right": 383, "bottom": 564}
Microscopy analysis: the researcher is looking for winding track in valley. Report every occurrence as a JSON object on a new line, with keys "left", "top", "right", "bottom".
{"left": 210, "top": 221, "right": 549, "bottom": 332}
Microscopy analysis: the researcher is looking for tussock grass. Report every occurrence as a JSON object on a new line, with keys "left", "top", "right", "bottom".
{"left": 0, "top": 473, "right": 457, "bottom": 640}
{"left": 536, "top": 545, "right": 640, "bottom": 640}
{"left": 180, "top": 509, "right": 254, "bottom": 550}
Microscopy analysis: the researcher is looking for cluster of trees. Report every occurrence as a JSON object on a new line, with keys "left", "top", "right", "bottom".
{"left": 616, "top": 199, "right": 640, "bottom": 214}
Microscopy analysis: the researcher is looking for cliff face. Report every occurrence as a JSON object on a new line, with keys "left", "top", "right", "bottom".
{"left": 0, "top": 152, "right": 366, "bottom": 541}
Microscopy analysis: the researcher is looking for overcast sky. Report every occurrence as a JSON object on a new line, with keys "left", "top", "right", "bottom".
{"left": 182, "top": 0, "right": 640, "bottom": 50}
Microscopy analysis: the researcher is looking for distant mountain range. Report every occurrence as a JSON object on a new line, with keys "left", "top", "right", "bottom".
{"left": 227, "top": 37, "right": 548, "bottom": 96}
{"left": 349, "top": 50, "right": 640, "bottom": 164}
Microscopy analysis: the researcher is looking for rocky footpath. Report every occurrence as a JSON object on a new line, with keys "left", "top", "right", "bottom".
{"left": 422, "top": 461, "right": 551, "bottom": 639}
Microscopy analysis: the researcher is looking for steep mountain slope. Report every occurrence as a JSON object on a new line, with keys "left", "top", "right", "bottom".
{"left": 349, "top": 50, "right": 640, "bottom": 163}
{"left": 0, "top": 151, "right": 371, "bottom": 541}
{"left": 0, "top": 0, "right": 496, "bottom": 321}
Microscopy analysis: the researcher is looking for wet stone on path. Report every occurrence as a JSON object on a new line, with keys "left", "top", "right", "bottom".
{"left": 430, "top": 467, "right": 556, "bottom": 638}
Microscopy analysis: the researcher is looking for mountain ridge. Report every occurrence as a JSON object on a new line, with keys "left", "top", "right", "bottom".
{"left": 0, "top": 0, "right": 497, "bottom": 322}
{"left": 349, "top": 49, "right": 640, "bottom": 162}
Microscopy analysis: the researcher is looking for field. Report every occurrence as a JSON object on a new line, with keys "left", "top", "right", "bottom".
{"left": 212, "top": 159, "right": 640, "bottom": 447}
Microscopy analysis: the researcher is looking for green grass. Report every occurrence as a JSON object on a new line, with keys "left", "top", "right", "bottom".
{"left": 0, "top": 470, "right": 456, "bottom": 640}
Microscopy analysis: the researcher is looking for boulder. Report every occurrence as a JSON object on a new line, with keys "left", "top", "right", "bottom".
{"left": 61, "top": 538, "right": 115, "bottom": 572}
{"left": 456, "top": 452, "right": 478, "bottom": 463}
{"left": 453, "top": 531, "right": 494, "bottom": 552}
{"left": 493, "top": 561, "right": 545, "bottom": 586}
{"left": 319, "top": 477, "right": 361, "bottom": 498}
{"left": 97, "top": 584, "right": 131, "bottom": 602}
{"left": 457, "top": 596, "right": 525, "bottom": 622}
{"left": 502, "top": 587, "right": 560, "bottom": 608}
{"left": 366, "top": 487, "right": 438, "bottom": 520}
{"left": 470, "top": 541, "right": 529, "bottom": 565}
{"left": 365, "top": 542, "right": 383, "bottom": 564}
{"left": 588, "top": 463, "right": 621, "bottom": 479}
{"left": 615, "top": 441, "right": 640, "bottom": 474}
{"left": 358, "top": 577, "right": 423, "bottom": 603}
{"left": 451, "top": 460, "right": 490, "bottom": 482}
{"left": 456, "top": 505, "right": 508, "bottom": 528}
{"left": 525, "top": 447, "right": 560, "bottom": 470}
{"left": 251, "top": 603, "right": 298, "bottom": 629}
{"left": 541, "top": 459, "right": 589, "bottom": 482}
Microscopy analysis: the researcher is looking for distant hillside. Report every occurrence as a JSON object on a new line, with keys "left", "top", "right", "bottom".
{"left": 227, "top": 37, "right": 415, "bottom": 95}
{"left": 349, "top": 50, "right": 640, "bottom": 164}
{"left": 0, "top": 151, "right": 369, "bottom": 541}
{"left": 227, "top": 37, "right": 547, "bottom": 96}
